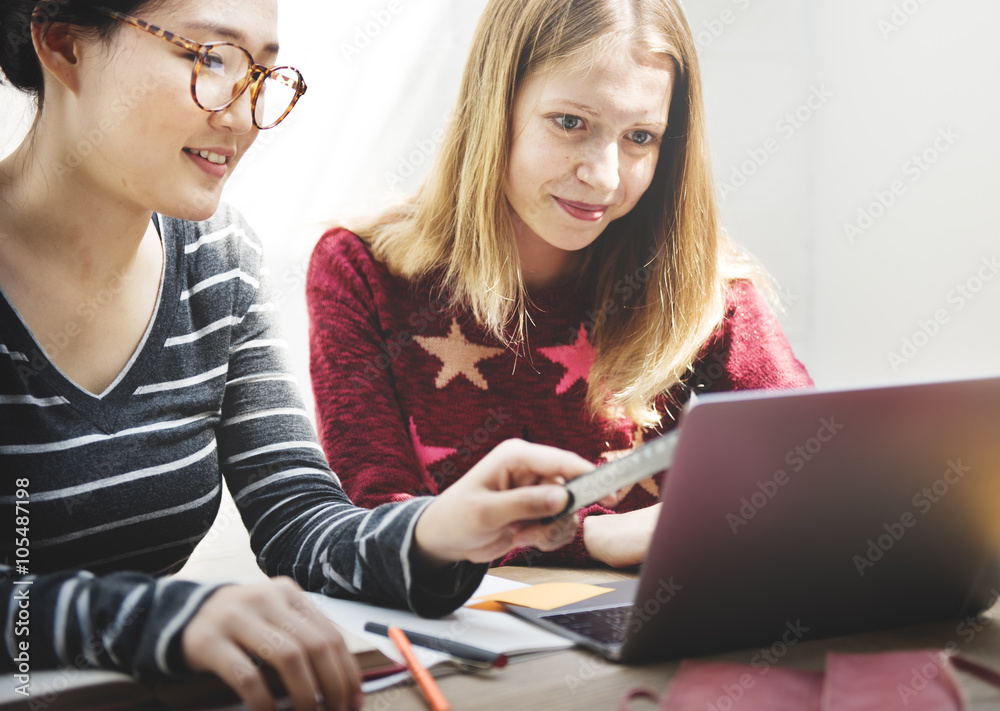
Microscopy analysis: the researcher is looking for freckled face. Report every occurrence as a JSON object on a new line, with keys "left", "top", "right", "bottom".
{"left": 70, "top": 0, "right": 280, "bottom": 220}
{"left": 504, "top": 44, "right": 674, "bottom": 278}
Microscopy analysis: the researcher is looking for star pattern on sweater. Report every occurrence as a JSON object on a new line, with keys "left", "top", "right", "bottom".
{"left": 600, "top": 430, "right": 661, "bottom": 501}
{"left": 413, "top": 318, "right": 504, "bottom": 390}
{"left": 539, "top": 323, "right": 595, "bottom": 395}
{"left": 408, "top": 417, "right": 457, "bottom": 476}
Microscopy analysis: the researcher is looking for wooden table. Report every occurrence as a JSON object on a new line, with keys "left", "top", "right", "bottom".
{"left": 365, "top": 565, "right": 1000, "bottom": 711}
{"left": 177, "top": 489, "right": 1000, "bottom": 710}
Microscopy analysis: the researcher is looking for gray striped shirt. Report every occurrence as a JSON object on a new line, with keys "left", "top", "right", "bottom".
{"left": 1, "top": 206, "right": 484, "bottom": 682}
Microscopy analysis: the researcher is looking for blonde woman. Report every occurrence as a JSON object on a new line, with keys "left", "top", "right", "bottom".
{"left": 308, "top": 0, "right": 812, "bottom": 570}
{"left": 0, "top": 1, "right": 595, "bottom": 708}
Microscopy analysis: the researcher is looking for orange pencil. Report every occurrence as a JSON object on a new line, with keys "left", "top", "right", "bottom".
{"left": 387, "top": 626, "right": 452, "bottom": 711}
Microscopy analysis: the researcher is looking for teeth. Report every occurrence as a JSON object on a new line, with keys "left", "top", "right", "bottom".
{"left": 193, "top": 150, "right": 227, "bottom": 165}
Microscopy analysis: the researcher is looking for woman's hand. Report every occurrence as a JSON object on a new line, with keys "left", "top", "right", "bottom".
{"left": 583, "top": 503, "right": 662, "bottom": 568}
{"left": 413, "top": 439, "right": 596, "bottom": 565}
{"left": 181, "top": 577, "right": 362, "bottom": 711}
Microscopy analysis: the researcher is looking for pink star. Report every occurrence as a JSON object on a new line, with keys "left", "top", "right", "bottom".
{"left": 539, "top": 323, "right": 595, "bottom": 395}
{"left": 408, "top": 417, "right": 457, "bottom": 476}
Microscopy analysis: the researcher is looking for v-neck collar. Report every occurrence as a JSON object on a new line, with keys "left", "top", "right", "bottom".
{"left": 0, "top": 215, "right": 183, "bottom": 433}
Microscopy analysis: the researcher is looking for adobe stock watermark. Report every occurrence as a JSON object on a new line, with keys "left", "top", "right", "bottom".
{"left": 14, "top": 595, "right": 147, "bottom": 708}
{"left": 567, "top": 432, "right": 677, "bottom": 515}
{"left": 564, "top": 655, "right": 612, "bottom": 696}
{"left": 894, "top": 651, "right": 957, "bottom": 706}
{"left": 3, "top": 0, "right": 71, "bottom": 57}
{"left": 887, "top": 255, "right": 998, "bottom": 370}
{"left": 229, "top": 595, "right": 325, "bottom": 693}
{"left": 852, "top": 458, "right": 970, "bottom": 576}
{"left": 238, "top": 116, "right": 290, "bottom": 169}
{"left": 693, "top": 0, "right": 753, "bottom": 50}
{"left": 726, "top": 417, "right": 845, "bottom": 533}
{"left": 628, "top": 577, "right": 683, "bottom": 634}
{"left": 52, "top": 71, "right": 167, "bottom": 182}
{"left": 877, "top": 0, "right": 933, "bottom": 40}
{"left": 339, "top": 0, "right": 405, "bottom": 64}
{"left": 271, "top": 259, "right": 308, "bottom": 307}
{"left": 11, "top": 478, "right": 31, "bottom": 698}
{"left": 718, "top": 85, "right": 834, "bottom": 201}
{"left": 12, "top": 268, "right": 136, "bottom": 386}
{"left": 384, "top": 118, "right": 448, "bottom": 189}
{"left": 367, "top": 685, "right": 406, "bottom": 711}
{"left": 705, "top": 620, "right": 811, "bottom": 711}
{"left": 347, "top": 294, "right": 450, "bottom": 394}
{"left": 559, "top": 246, "right": 660, "bottom": 347}
{"left": 843, "top": 127, "right": 959, "bottom": 244}
{"left": 953, "top": 587, "right": 1000, "bottom": 647}
{"left": 563, "top": 577, "right": 683, "bottom": 695}
{"left": 896, "top": 589, "right": 999, "bottom": 704}
{"left": 775, "top": 283, "right": 802, "bottom": 311}
{"left": 405, "top": 407, "right": 514, "bottom": 499}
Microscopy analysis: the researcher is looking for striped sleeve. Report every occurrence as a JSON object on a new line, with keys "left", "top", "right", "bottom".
{"left": 215, "top": 220, "right": 486, "bottom": 615}
{"left": 2, "top": 564, "right": 223, "bottom": 682}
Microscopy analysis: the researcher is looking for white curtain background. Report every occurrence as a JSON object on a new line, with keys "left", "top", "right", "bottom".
{"left": 3, "top": 0, "right": 1000, "bottom": 418}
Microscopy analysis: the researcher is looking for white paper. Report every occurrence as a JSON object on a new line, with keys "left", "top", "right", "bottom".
{"left": 306, "top": 573, "right": 573, "bottom": 670}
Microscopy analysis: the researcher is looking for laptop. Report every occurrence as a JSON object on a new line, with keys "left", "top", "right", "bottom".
{"left": 505, "top": 376, "right": 1000, "bottom": 662}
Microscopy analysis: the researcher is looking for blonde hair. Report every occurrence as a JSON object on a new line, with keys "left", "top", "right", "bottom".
{"left": 357, "top": 0, "right": 761, "bottom": 428}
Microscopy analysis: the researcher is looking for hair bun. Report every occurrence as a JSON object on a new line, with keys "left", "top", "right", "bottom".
{"left": 0, "top": 1, "right": 44, "bottom": 94}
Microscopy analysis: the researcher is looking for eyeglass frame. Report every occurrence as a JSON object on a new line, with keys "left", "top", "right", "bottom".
{"left": 91, "top": 6, "right": 307, "bottom": 129}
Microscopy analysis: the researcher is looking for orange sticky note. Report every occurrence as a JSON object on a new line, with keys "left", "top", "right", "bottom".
{"left": 465, "top": 600, "right": 508, "bottom": 612}
{"left": 471, "top": 583, "right": 614, "bottom": 611}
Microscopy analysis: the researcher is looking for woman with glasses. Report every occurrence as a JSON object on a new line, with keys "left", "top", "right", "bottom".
{"left": 0, "top": 1, "right": 594, "bottom": 709}
{"left": 307, "top": 0, "right": 812, "bottom": 570}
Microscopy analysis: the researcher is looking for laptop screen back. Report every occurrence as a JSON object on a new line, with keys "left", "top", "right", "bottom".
{"left": 624, "top": 377, "right": 1000, "bottom": 662}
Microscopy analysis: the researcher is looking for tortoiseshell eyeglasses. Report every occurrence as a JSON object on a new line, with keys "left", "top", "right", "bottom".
{"left": 94, "top": 7, "right": 307, "bottom": 129}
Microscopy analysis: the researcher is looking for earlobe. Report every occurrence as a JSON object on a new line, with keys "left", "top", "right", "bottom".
{"left": 31, "top": 22, "right": 84, "bottom": 94}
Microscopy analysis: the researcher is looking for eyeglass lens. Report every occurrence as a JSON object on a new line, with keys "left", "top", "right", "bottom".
{"left": 195, "top": 45, "right": 302, "bottom": 128}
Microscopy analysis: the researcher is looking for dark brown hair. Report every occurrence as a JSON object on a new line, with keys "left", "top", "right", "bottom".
{"left": 0, "top": 0, "right": 163, "bottom": 99}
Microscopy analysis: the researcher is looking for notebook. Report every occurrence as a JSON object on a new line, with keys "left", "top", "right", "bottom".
{"left": 505, "top": 375, "right": 1000, "bottom": 662}
{"left": 1, "top": 619, "right": 399, "bottom": 710}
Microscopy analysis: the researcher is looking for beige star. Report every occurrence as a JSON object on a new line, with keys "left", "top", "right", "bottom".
{"left": 600, "top": 430, "right": 662, "bottom": 500}
{"left": 414, "top": 318, "right": 504, "bottom": 390}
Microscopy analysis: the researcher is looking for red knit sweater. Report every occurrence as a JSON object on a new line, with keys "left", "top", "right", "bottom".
{"left": 307, "top": 229, "right": 813, "bottom": 566}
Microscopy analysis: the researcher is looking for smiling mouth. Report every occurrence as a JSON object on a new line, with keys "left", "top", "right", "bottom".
{"left": 556, "top": 198, "right": 608, "bottom": 222}
{"left": 183, "top": 148, "right": 228, "bottom": 165}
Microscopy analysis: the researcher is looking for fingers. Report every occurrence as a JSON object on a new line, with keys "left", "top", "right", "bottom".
{"left": 259, "top": 580, "right": 363, "bottom": 711}
{"left": 462, "top": 514, "right": 578, "bottom": 563}
{"left": 238, "top": 614, "right": 322, "bottom": 711}
{"left": 296, "top": 600, "right": 362, "bottom": 711}
{"left": 198, "top": 637, "right": 275, "bottom": 711}
{"left": 415, "top": 440, "right": 595, "bottom": 564}
{"left": 599, "top": 492, "right": 620, "bottom": 508}
{"left": 480, "top": 439, "right": 594, "bottom": 489}
{"left": 582, "top": 506, "right": 659, "bottom": 567}
{"left": 511, "top": 514, "right": 578, "bottom": 551}
{"left": 181, "top": 580, "right": 363, "bottom": 711}
{"left": 474, "top": 484, "right": 569, "bottom": 531}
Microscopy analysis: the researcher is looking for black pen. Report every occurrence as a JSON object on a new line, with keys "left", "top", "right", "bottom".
{"left": 364, "top": 622, "right": 508, "bottom": 669}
